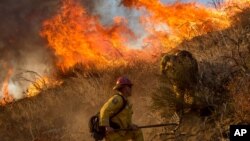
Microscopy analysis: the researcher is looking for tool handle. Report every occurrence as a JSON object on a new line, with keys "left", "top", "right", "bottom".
{"left": 115, "top": 123, "right": 178, "bottom": 131}
{"left": 138, "top": 123, "right": 179, "bottom": 129}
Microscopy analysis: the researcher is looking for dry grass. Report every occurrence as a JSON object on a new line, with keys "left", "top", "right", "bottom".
{"left": 0, "top": 60, "right": 162, "bottom": 141}
{"left": 150, "top": 7, "right": 250, "bottom": 141}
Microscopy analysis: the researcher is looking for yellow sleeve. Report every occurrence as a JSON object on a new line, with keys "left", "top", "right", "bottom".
{"left": 99, "top": 95, "right": 123, "bottom": 127}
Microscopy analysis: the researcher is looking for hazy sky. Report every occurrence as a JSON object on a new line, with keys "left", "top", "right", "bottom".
{"left": 193, "top": 0, "right": 212, "bottom": 4}
{"left": 161, "top": 0, "right": 216, "bottom": 5}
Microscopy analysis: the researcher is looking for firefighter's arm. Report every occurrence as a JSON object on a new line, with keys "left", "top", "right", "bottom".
{"left": 99, "top": 95, "right": 123, "bottom": 127}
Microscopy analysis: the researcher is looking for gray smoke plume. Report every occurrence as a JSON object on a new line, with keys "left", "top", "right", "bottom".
{"left": 0, "top": 0, "right": 60, "bottom": 99}
{"left": 0, "top": 0, "right": 147, "bottom": 99}
{"left": 90, "top": 0, "right": 147, "bottom": 48}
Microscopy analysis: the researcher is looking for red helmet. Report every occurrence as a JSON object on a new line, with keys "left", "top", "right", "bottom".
{"left": 113, "top": 76, "right": 133, "bottom": 90}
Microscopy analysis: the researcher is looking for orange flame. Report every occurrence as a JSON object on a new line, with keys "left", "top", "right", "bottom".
{"left": 41, "top": 0, "right": 249, "bottom": 71}
{"left": 224, "top": 0, "right": 250, "bottom": 15}
{"left": 26, "top": 77, "right": 63, "bottom": 97}
{"left": 0, "top": 69, "right": 14, "bottom": 106}
{"left": 122, "top": 0, "right": 231, "bottom": 47}
{"left": 225, "top": 0, "right": 250, "bottom": 5}
{"left": 41, "top": 0, "right": 145, "bottom": 71}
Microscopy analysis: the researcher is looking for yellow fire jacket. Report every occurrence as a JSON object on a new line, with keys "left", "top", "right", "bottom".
{"left": 99, "top": 93, "right": 133, "bottom": 129}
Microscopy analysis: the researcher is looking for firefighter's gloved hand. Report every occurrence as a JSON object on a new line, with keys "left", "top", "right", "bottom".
{"left": 105, "top": 126, "right": 114, "bottom": 133}
{"left": 130, "top": 124, "right": 139, "bottom": 130}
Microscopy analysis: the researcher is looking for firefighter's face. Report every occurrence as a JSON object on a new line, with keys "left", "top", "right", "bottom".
{"left": 124, "top": 85, "right": 132, "bottom": 97}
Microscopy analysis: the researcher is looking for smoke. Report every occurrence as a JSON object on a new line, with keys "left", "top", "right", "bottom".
{"left": 7, "top": 80, "right": 23, "bottom": 99}
{"left": 0, "top": 0, "right": 143, "bottom": 99}
{"left": 0, "top": 0, "right": 59, "bottom": 99}
{"left": 1, "top": 0, "right": 200, "bottom": 99}
{"left": 82, "top": 0, "right": 148, "bottom": 48}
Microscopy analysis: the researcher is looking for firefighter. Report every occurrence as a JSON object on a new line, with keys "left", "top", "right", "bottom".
{"left": 99, "top": 76, "right": 144, "bottom": 141}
